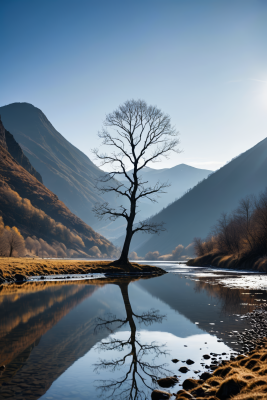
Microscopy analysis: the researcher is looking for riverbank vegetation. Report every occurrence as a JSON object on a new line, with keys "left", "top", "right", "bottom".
{"left": 190, "top": 189, "right": 267, "bottom": 272}
{"left": 176, "top": 339, "right": 267, "bottom": 400}
{"left": 0, "top": 258, "right": 165, "bottom": 284}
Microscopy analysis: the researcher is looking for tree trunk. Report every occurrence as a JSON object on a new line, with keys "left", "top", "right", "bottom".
{"left": 119, "top": 283, "right": 137, "bottom": 352}
{"left": 114, "top": 176, "right": 137, "bottom": 266}
{"left": 117, "top": 227, "right": 133, "bottom": 265}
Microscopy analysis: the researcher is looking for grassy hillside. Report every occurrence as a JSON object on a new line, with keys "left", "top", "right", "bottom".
{"left": 0, "top": 103, "right": 126, "bottom": 238}
{"left": 133, "top": 136, "right": 267, "bottom": 255}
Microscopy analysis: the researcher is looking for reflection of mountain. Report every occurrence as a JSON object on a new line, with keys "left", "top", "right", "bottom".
{"left": 0, "top": 277, "right": 149, "bottom": 399}
{"left": 0, "top": 281, "right": 102, "bottom": 399}
{"left": 0, "top": 282, "right": 98, "bottom": 366}
{"left": 137, "top": 274, "right": 259, "bottom": 342}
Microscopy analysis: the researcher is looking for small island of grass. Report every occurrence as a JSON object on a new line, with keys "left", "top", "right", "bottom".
{"left": 0, "top": 257, "right": 166, "bottom": 284}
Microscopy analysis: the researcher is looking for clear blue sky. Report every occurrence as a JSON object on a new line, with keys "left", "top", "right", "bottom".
{"left": 1, "top": 0, "right": 267, "bottom": 170}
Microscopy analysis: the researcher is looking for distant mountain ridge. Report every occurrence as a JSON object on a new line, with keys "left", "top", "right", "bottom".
{"left": 116, "top": 163, "right": 212, "bottom": 217}
{"left": 113, "top": 164, "right": 213, "bottom": 239}
{"left": 131, "top": 135, "right": 267, "bottom": 256}
{"left": 112, "top": 163, "right": 212, "bottom": 248}
{"left": 0, "top": 103, "right": 125, "bottom": 237}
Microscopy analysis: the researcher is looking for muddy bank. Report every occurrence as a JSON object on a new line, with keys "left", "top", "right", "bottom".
{"left": 187, "top": 253, "right": 267, "bottom": 273}
{"left": 0, "top": 258, "right": 166, "bottom": 284}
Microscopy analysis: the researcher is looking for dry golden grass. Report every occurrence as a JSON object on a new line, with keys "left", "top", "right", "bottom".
{"left": 176, "top": 340, "right": 267, "bottom": 400}
{"left": 0, "top": 257, "right": 164, "bottom": 281}
{"left": 187, "top": 253, "right": 267, "bottom": 272}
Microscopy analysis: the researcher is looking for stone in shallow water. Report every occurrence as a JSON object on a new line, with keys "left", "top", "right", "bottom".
{"left": 179, "top": 366, "right": 190, "bottom": 373}
{"left": 216, "top": 378, "right": 244, "bottom": 400}
{"left": 14, "top": 274, "right": 27, "bottom": 282}
{"left": 186, "top": 359, "right": 194, "bottom": 365}
{"left": 151, "top": 389, "right": 171, "bottom": 399}
{"left": 157, "top": 376, "right": 179, "bottom": 388}
{"left": 176, "top": 389, "right": 195, "bottom": 399}
{"left": 182, "top": 378, "right": 198, "bottom": 390}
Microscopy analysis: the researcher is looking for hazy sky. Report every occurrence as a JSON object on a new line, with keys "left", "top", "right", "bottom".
{"left": 1, "top": 0, "right": 267, "bottom": 171}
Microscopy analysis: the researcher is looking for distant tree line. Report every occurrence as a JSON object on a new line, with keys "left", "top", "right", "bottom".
{"left": 194, "top": 188, "right": 267, "bottom": 260}
{"left": 0, "top": 182, "right": 120, "bottom": 258}
{"left": 129, "top": 242, "right": 195, "bottom": 262}
{"left": 0, "top": 215, "right": 120, "bottom": 259}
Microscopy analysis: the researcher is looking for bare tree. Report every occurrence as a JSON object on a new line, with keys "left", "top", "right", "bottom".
{"left": 252, "top": 189, "right": 267, "bottom": 255}
{"left": 3, "top": 227, "right": 25, "bottom": 257}
{"left": 193, "top": 237, "right": 206, "bottom": 257}
{"left": 236, "top": 196, "right": 255, "bottom": 252}
{"left": 93, "top": 100, "right": 180, "bottom": 265}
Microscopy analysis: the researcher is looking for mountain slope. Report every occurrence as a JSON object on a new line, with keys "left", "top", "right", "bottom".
{"left": 0, "top": 116, "right": 7, "bottom": 149}
{"left": 5, "top": 129, "right": 43, "bottom": 183}
{"left": 134, "top": 136, "right": 267, "bottom": 255}
{"left": 0, "top": 103, "right": 124, "bottom": 236}
{"left": 115, "top": 163, "right": 212, "bottom": 223}
{"left": 0, "top": 119, "right": 116, "bottom": 257}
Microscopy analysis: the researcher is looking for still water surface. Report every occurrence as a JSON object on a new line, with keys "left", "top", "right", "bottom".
{"left": 0, "top": 263, "right": 266, "bottom": 399}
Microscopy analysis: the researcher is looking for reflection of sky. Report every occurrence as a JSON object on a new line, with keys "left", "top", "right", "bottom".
{"left": 41, "top": 331, "right": 231, "bottom": 400}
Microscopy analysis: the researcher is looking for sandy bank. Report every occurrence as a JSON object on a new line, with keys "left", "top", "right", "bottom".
{"left": 187, "top": 253, "right": 267, "bottom": 273}
{"left": 0, "top": 257, "right": 165, "bottom": 283}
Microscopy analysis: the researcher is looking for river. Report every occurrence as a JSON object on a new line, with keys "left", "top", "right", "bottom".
{"left": 0, "top": 262, "right": 266, "bottom": 399}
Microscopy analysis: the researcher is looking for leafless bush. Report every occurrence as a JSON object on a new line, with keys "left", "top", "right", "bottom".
{"left": 195, "top": 189, "right": 267, "bottom": 260}
{"left": 194, "top": 237, "right": 206, "bottom": 257}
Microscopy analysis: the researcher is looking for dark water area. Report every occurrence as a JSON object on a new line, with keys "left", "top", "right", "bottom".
{"left": 0, "top": 264, "right": 266, "bottom": 400}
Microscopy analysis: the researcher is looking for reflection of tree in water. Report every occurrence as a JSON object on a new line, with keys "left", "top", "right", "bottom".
{"left": 94, "top": 280, "right": 170, "bottom": 399}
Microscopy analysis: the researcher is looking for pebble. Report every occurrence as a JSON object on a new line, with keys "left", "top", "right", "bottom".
{"left": 179, "top": 366, "right": 190, "bottom": 373}
{"left": 186, "top": 359, "right": 194, "bottom": 365}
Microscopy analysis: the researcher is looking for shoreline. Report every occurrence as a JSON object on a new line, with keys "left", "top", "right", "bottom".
{"left": 1, "top": 258, "right": 267, "bottom": 399}
{"left": 175, "top": 340, "right": 267, "bottom": 399}
{"left": 187, "top": 253, "right": 267, "bottom": 273}
{"left": 172, "top": 304, "right": 267, "bottom": 400}
{"left": 0, "top": 257, "right": 166, "bottom": 284}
